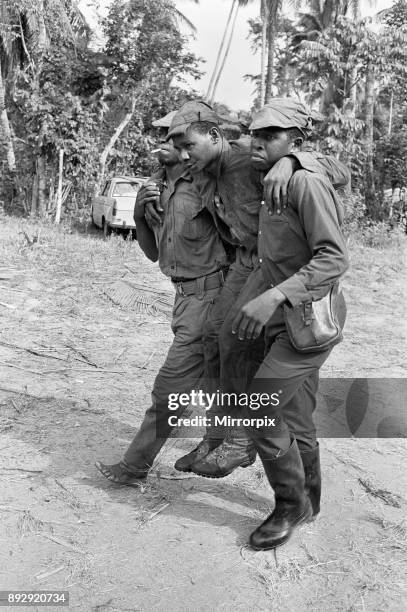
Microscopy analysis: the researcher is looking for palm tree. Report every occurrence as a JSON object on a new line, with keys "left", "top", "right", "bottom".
{"left": 206, "top": 0, "right": 254, "bottom": 104}
{"left": 261, "top": 0, "right": 302, "bottom": 103}
{"left": 206, "top": 0, "right": 299, "bottom": 106}
{"left": 206, "top": 0, "right": 237, "bottom": 103}
{"left": 172, "top": 0, "right": 200, "bottom": 33}
{"left": 259, "top": 0, "right": 269, "bottom": 105}
{"left": 264, "top": 0, "right": 280, "bottom": 103}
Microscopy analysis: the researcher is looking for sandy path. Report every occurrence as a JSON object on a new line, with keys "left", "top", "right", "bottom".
{"left": 0, "top": 218, "right": 406, "bottom": 611}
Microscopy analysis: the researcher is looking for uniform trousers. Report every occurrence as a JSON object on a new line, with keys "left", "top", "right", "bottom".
{"left": 123, "top": 280, "right": 222, "bottom": 474}
{"left": 208, "top": 264, "right": 326, "bottom": 451}
{"left": 202, "top": 250, "right": 265, "bottom": 441}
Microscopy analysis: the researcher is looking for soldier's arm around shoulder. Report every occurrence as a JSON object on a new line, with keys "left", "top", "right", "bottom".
{"left": 291, "top": 151, "right": 350, "bottom": 189}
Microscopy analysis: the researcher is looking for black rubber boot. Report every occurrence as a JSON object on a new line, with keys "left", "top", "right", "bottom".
{"left": 190, "top": 437, "right": 257, "bottom": 478}
{"left": 174, "top": 438, "right": 223, "bottom": 473}
{"left": 300, "top": 443, "right": 321, "bottom": 518}
{"left": 249, "top": 439, "right": 312, "bottom": 551}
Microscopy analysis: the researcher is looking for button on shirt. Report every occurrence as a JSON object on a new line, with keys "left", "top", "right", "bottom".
{"left": 258, "top": 170, "right": 349, "bottom": 307}
{"left": 152, "top": 165, "right": 228, "bottom": 280}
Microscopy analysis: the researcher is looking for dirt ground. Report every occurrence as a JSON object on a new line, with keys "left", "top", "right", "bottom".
{"left": 0, "top": 215, "right": 406, "bottom": 612}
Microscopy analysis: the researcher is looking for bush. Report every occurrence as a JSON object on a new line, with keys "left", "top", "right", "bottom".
{"left": 341, "top": 190, "right": 366, "bottom": 235}
{"left": 347, "top": 220, "right": 405, "bottom": 249}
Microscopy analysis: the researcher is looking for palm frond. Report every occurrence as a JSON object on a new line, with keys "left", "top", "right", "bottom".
{"left": 172, "top": 7, "right": 196, "bottom": 33}
{"left": 102, "top": 280, "right": 172, "bottom": 317}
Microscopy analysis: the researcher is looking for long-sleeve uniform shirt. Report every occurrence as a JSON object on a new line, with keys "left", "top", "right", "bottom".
{"left": 151, "top": 142, "right": 349, "bottom": 281}
{"left": 151, "top": 165, "right": 229, "bottom": 280}
{"left": 259, "top": 169, "right": 349, "bottom": 309}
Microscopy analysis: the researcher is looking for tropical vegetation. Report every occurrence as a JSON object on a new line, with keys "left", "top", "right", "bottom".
{"left": 1, "top": 0, "right": 406, "bottom": 223}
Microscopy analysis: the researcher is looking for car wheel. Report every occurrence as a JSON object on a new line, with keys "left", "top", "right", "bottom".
{"left": 131, "top": 229, "right": 137, "bottom": 241}
{"left": 103, "top": 219, "right": 112, "bottom": 238}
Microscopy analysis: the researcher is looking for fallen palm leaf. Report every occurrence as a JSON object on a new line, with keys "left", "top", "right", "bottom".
{"left": 101, "top": 279, "right": 172, "bottom": 317}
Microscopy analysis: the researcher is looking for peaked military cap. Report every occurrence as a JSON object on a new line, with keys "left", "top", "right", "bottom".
{"left": 152, "top": 110, "right": 177, "bottom": 129}
{"left": 250, "top": 98, "right": 313, "bottom": 137}
{"left": 167, "top": 100, "right": 220, "bottom": 139}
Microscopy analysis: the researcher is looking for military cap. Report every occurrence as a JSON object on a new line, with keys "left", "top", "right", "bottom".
{"left": 152, "top": 110, "right": 177, "bottom": 129}
{"left": 167, "top": 100, "right": 220, "bottom": 139}
{"left": 250, "top": 98, "right": 313, "bottom": 137}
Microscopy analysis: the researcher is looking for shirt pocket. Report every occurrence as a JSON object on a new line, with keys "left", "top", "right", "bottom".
{"left": 260, "top": 216, "right": 298, "bottom": 263}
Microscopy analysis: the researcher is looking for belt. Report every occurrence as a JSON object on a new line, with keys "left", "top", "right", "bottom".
{"left": 172, "top": 269, "right": 227, "bottom": 296}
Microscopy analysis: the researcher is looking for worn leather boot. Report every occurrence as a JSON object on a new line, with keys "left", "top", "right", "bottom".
{"left": 249, "top": 439, "right": 312, "bottom": 550}
{"left": 174, "top": 438, "right": 223, "bottom": 473}
{"left": 190, "top": 437, "right": 257, "bottom": 478}
{"left": 300, "top": 443, "right": 321, "bottom": 518}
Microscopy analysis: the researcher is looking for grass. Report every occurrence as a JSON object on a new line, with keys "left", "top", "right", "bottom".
{"left": 250, "top": 533, "right": 407, "bottom": 611}
{"left": 17, "top": 510, "right": 46, "bottom": 538}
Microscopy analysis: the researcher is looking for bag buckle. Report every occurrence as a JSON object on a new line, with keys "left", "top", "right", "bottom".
{"left": 303, "top": 302, "right": 314, "bottom": 326}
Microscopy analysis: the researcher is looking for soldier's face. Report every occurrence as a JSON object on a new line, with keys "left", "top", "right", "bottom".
{"left": 157, "top": 142, "right": 179, "bottom": 166}
{"left": 172, "top": 128, "right": 220, "bottom": 173}
{"left": 156, "top": 129, "right": 180, "bottom": 166}
{"left": 250, "top": 128, "right": 293, "bottom": 170}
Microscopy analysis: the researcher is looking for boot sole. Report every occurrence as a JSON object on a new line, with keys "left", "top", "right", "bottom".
{"left": 191, "top": 457, "right": 256, "bottom": 479}
{"left": 250, "top": 508, "right": 313, "bottom": 551}
{"left": 174, "top": 465, "right": 193, "bottom": 473}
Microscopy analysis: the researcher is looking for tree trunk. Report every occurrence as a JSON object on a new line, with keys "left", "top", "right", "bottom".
{"left": 341, "top": 63, "right": 358, "bottom": 184}
{"left": 55, "top": 149, "right": 64, "bottom": 224}
{"left": 265, "top": 1, "right": 278, "bottom": 104}
{"left": 0, "top": 57, "right": 16, "bottom": 173}
{"left": 31, "top": 170, "right": 38, "bottom": 216}
{"left": 206, "top": 0, "right": 237, "bottom": 102}
{"left": 349, "top": 64, "right": 358, "bottom": 111}
{"left": 37, "top": 153, "right": 47, "bottom": 215}
{"left": 364, "top": 62, "right": 377, "bottom": 218}
{"left": 94, "top": 95, "right": 138, "bottom": 197}
{"left": 260, "top": 0, "right": 268, "bottom": 107}
{"left": 209, "top": 1, "right": 239, "bottom": 104}
{"left": 388, "top": 89, "right": 393, "bottom": 136}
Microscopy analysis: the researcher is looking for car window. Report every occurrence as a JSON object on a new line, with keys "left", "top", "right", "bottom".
{"left": 112, "top": 182, "right": 141, "bottom": 196}
{"left": 101, "top": 181, "right": 111, "bottom": 196}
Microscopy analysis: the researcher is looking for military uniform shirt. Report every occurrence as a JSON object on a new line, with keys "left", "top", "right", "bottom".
{"left": 258, "top": 169, "right": 349, "bottom": 306}
{"left": 194, "top": 139, "right": 350, "bottom": 254}
{"left": 152, "top": 165, "right": 228, "bottom": 280}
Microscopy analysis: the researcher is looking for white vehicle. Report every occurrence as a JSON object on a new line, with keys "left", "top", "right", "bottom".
{"left": 91, "top": 175, "right": 148, "bottom": 238}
